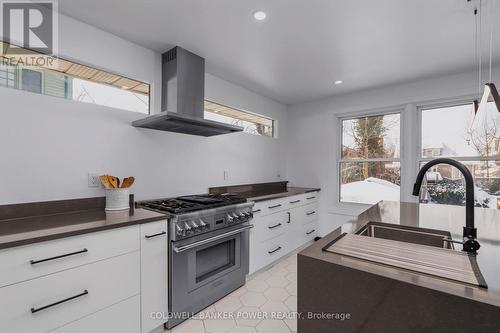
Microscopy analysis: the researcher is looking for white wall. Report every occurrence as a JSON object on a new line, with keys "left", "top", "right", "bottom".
{"left": 286, "top": 66, "right": 500, "bottom": 236}
{"left": 0, "top": 15, "right": 288, "bottom": 204}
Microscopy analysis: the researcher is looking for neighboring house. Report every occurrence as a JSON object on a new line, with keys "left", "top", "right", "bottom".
{"left": 422, "top": 144, "right": 463, "bottom": 179}
{"left": 0, "top": 64, "right": 72, "bottom": 99}
{"left": 425, "top": 171, "right": 443, "bottom": 183}
{"left": 422, "top": 144, "right": 457, "bottom": 158}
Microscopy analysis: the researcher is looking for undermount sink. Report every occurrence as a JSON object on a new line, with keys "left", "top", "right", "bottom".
{"left": 356, "top": 222, "right": 455, "bottom": 250}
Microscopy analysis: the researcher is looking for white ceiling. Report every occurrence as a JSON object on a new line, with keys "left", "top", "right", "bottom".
{"left": 58, "top": 0, "right": 500, "bottom": 105}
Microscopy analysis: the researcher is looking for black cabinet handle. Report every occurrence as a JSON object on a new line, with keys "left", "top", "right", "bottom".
{"left": 306, "top": 229, "right": 316, "bottom": 235}
{"left": 31, "top": 289, "right": 89, "bottom": 314}
{"left": 30, "top": 248, "right": 88, "bottom": 265}
{"left": 252, "top": 209, "right": 261, "bottom": 213}
{"left": 306, "top": 196, "right": 316, "bottom": 200}
{"left": 268, "top": 204, "right": 282, "bottom": 209}
{"left": 268, "top": 246, "right": 282, "bottom": 254}
{"left": 306, "top": 211, "right": 316, "bottom": 216}
{"left": 287, "top": 212, "right": 291, "bottom": 223}
{"left": 289, "top": 200, "right": 301, "bottom": 204}
{"left": 145, "top": 231, "right": 166, "bottom": 239}
{"left": 268, "top": 223, "right": 282, "bottom": 229}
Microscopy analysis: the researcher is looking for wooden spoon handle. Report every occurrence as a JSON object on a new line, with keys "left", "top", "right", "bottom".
{"left": 108, "top": 175, "right": 119, "bottom": 188}
{"left": 121, "top": 176, "right": 135, "bottom": 188}
{"left": 99, "top": 175, "right": 112, "bottom": 189}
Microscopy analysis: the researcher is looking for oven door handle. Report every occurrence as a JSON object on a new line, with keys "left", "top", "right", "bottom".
{"left": 173, "top": 225, "right": 254, "bottom": 253}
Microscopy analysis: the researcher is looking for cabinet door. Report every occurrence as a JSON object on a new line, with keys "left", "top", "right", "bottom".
{"left": 140, "top": 220, "right": 168, "bottom": 333}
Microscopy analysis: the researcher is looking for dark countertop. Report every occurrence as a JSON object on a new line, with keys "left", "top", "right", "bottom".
{"left": 300, "top": 201, "right": 500, "bottom": 307}
{"left": 246, "top": 187, "right": 320, "bottom": 202}
{"left": 0, "top": 199, "right": 166, "bottom": 250}
{"left": 209, "top": 181, "right": 319, "bottom": 203}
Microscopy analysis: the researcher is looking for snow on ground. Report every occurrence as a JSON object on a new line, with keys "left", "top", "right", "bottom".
{"left": 475, "top": 187, "right": 498, "bottom": 208}
{"left": 341, "top": 177, "right": 498, "bottom": 209}
{"left": 341, "top": 177, "right": 400, "bottom": 204}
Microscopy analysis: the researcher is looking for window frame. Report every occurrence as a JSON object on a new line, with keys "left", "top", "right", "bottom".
{"left": 337, "top": 108, "right": 403, "bottom": 205}
{"left": 332, "top": 93, "right": 498, "bottom": 213}
{"left": 204, "top": 99, "right": 276, "bottom": 138}
{"left": 417, "top": 98, "right": 498, "bottom": 164}
{"left": 1, "top": 40, "right": 152, "bottom": 114}
{"left": 416, "top": 98, "right": 500, "bottom": 208}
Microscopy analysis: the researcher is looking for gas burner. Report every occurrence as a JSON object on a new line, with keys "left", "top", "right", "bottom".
{"left": 137, "top": 193, "right": 247, "bottom": 214}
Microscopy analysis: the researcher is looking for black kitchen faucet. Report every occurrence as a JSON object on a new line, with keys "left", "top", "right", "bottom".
{"left": 412, "top": 158, "right": 481, "bottom": 253}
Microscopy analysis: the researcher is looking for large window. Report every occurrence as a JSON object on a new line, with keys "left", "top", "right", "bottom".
{"left": 420, "top": 103, "right": 499, "bottom": 209}
{"left": 204, "top": 100, "right": 275, "bottom": 137}
{"left": 0, "top": 41, "right": 150, "bottom": 113}
{"left": 340, "top": 113, "right": 401, "bottom": 204}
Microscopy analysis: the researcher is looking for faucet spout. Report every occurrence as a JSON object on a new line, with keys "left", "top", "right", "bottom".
{"left": 412, "top": 158, "right": 480, "bottom": 253}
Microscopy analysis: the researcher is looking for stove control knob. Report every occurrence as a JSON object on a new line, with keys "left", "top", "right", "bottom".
{"left": 232, "top": 212, "right": 240, "bottom": 220}
{"left": 199, "top": 219, "right": 208, "bottom": 230}
{"left": 191, "top": 221, "right": 200, "bottom": 232}
{"left": 244, "top": 211, "right": 252, "bottom": 218}
{"left": 184, "top": 222, "right": 193, "bottom": 235}
{"left": 176, "top": 224, "right": 185, "bottom": 236}
{"left": 238, "top": 212, "right": 246, "bottom": 218}
{"left": 226, "top": 213, "right": 234, "bottom": 223}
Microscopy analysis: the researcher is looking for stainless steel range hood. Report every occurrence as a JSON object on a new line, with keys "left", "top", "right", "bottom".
{"left": 132, "top": 47, "right": 243, "bottom": 136}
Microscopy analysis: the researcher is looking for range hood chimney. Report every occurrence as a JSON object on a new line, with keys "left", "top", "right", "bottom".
{"left": 132, "top": 47, "right": 243, "bottom": 136}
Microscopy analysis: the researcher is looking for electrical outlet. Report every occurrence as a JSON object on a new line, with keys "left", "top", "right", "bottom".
{"left": 223, "top": 170, "right": 229, "bottom": 181}
{"left": 88, "top": 173, "right": 101, "bottom": 188}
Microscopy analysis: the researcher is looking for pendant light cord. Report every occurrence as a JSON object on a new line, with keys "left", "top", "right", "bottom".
{"left": 478, "top": 0, "right": 482, "bottom": 94}
{"left": 488, "top": 0, "right": 494, "bottom": 83}
{"left": 474, "top": 5, "right": 479, "bottom": 95}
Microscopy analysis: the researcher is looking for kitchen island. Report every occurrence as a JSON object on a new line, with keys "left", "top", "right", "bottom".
{"left": 298, "top": 201, "right": 500, "bottom": 332}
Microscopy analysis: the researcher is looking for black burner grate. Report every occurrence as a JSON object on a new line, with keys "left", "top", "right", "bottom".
{"left": 138, "top": 194, "right": 246, "bottom": 214}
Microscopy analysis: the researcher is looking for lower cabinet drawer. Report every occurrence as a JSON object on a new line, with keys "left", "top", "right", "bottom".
{"left": 303, "top": 192, "right": 319, "bottom": 204}
{"left": 300, "top": 221, "right": 319, "bottom": 244}
{"left": 296, "top": 203, "right": 319, "bottom": 225}
{"left": 250, "top": 234, "right": 289, "bottom": 273}
{"left": 253, "top": 211, "right": 290, "bottom": 242}
{"left": 252, "top": 197, "right": 288, "bottom": 216}
{"left": 0, "top": 251, "right": 140, "bottom": 333}
{"left": 0, "top": 225, "right": 140, "bottom": 288}
{"left": 49, "top": 295, "right": 140, "bottom": 333}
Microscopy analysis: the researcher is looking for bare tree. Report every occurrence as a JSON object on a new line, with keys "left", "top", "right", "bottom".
{"left": 469, "top": 109, "right": 500, "bottom": 183}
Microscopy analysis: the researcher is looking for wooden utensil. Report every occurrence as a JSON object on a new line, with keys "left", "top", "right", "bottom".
{"left": 121, "top": 176, "right": 135, "bottom": 188}
{"left": 107, "top": 175, "right": 119, "bottom": 188}
{"left": 99, "top": 175, "right": 112, "bottom": 189}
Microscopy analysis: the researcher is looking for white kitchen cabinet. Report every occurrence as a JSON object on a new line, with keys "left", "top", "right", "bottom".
{"left": 249, "top": 191, "right": 319, "bottom": 274}
{"left": 299, "top": 221, "right": 319, "bottom": 244}
{"left": 252, "top": 210, "right": 290, "bottom": 242}
{"left": 0, "top": 219, "right": 170, "bottom": 333}
{"left": 49, "top": 295, "right": 141, "bottom": 333}
{"left": 250, "top": 233, "right": 290, "bottom": 273}
{"left": 140, "top": 220, "right": 168, "bottom": 333}
{"left": 0, "top": 251, "right": 140, "bottom": 333}
{"left": 0, "top": 226, "right": 139, "bottom": 288}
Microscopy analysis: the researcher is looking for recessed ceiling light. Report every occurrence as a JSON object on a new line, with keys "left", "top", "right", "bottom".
{"left": 334, "top": 80, "right": 343, "bottom": 85}
{"left": 253, "top": 10, "right": 267, "bottom": 21}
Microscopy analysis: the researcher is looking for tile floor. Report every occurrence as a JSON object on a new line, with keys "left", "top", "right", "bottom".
{"left": 167, "top": 252, "right": 299, "bottom": 333}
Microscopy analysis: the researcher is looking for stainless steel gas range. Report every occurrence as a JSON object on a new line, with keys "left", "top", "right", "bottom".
{"left": 137, "top": 194, "right": 254, "bottom": 329}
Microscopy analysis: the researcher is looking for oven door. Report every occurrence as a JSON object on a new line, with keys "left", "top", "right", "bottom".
{"left": 172, "top": 224, "right": 252, "bottom": 293}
